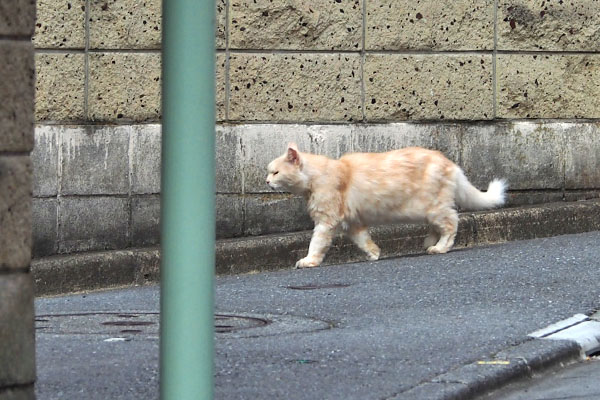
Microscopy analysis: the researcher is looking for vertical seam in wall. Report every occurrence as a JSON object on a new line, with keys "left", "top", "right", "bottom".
{"left": 224, "top": 0, "right": 231, "bottom": 121}
{"left": 240, "top": 135, "right": 246, "bottom": 235}
{"left": 127, "top": 127, "right": 134, "bottom": 247}
{"left": 56, "top": 128, "right": 63, "bottom": 254}
{"left": 561, "top": 127, "right": 567, "bottom": 200}
{"left": 84, "top": 0, "right": 90, "bottom": 120}
{"left": 492, "top": 0, "right": 498, "bottom": 119}
{"left": 360, "top": 0, "right": 367, "bottom": 123}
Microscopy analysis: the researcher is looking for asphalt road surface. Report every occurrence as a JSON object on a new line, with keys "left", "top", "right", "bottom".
{"left": 35, "top": 231, "right": 600, "bottom": 399}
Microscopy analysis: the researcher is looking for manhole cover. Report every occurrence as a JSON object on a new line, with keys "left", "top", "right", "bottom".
{"left": 215, "top": 314, "right": 269, "bottom": 333}
{"left": 285, "top": 283, "right": 351, "bottom": 290}
{"left": 35, "top": 312, "right": 330, "bottom": 338}
{"left": 35, "top": 312, "right": 271, "bottom": 335}
{"left": 35, "top": 312, "right": 159, "bottom": 335}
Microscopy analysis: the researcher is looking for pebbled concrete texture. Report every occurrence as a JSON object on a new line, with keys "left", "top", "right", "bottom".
{"left": 32, "top": 199, "right": 600, "bottom": 295}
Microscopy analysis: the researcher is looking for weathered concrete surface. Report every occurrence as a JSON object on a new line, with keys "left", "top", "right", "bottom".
{"left": 366, "top": 0, "right": 494, "bottom": 50}
{"left": 88, "top": 53, "right": 161, "bottom": 122}
{"left": 61, "top": 126, "right": 130, "bottom": 195}
{"left": 497, "top": 54, "right": 600, "bottom": 119}
{"left": 0, "top": 42, "right": 34, "bottom": 151}
{"left": 32, "top": 199, "right": 600, "bottom": 295}
{"left": 230, "top": 0, "right": 362, "bottom": 50}
{"left": 497, "top": 0, "right": 600, "bottom": 51}
{"left": 0, "top": 274, "right": 35, "bottom": 387}
{"left": 364, "top": 54, "right": 494, "bottom": 121}
{"left": 32, "top": 0, "right": 86, "bottom": 48}
{"left": 58, "top": 196, "right": 129, "bottom": 253}
{"left": 34, "top": 53, "right": 85, "bottom": 122}
{"left": 33, "top": 248, "right": 160, "bottom": 296}
{"left": 30, "top": 122, "right": 600, "bottom": 258}
{"left": 88, "top": 0, "right": 161, "bottom": 49}
{"left": 0, "top": 156, "right": 32, "bottom": 271}
{"left": 229, "top": 53, "right": 362, "bottom": 122}
{"left": 32, "top": 198, "right": 58, "bottom": 258}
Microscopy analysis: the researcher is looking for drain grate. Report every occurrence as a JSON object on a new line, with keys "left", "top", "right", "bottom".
{"left": 285, "top": 283, "right": 351, "bottom": 290}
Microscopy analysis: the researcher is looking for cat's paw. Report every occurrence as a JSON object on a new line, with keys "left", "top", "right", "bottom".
{"left": 426, "top": 245, "right": 448, "bottom": 255}
{"left": 294, "top": 257, "right": 321, "bottom": 269}
{"left": 367, "top": 248, "right": 380, "bottom": 261}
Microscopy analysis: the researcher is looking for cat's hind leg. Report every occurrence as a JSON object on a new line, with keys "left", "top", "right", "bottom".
{"left": 348, "top": 225, "right": 380, "bottom": 261}
{"left": 426, "top": 209, "right": 458, "bottom": 254}
{"left": 423, "top": 228, "right": 440, "bottom": 250}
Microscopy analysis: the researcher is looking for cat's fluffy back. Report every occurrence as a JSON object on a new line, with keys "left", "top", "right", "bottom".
{"left": 338, "top": 148, "right": 458, "bottom": 224}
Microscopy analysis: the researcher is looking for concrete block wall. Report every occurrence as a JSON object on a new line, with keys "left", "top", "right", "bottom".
{"left": 0, "top": 0, "right": 37, "bottom": 398}
{"left": 32, "top": 0, "right": 600, "bottom": 259}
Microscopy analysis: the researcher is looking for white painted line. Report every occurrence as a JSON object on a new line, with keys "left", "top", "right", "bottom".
{"left": 529, "top": 314, "right": 600, "bottom": 356}
{"left": 528, "top": 314, "right": 589, "bottom": 338}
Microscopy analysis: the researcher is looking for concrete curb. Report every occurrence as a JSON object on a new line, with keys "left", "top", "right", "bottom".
{"left": 32, "top": 199, "right": 600, "bottom": 296}
{"left": 394, "top": 338, "right": 584, "bottom": 399}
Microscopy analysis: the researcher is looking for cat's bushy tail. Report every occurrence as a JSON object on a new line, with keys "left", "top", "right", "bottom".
{"left": 454, "top": 168, "right": 507, "bottom": 210}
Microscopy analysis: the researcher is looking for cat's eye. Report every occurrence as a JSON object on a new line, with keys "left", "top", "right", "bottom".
{"left": 273, "top": 171, "right": 279, "bottom": 176}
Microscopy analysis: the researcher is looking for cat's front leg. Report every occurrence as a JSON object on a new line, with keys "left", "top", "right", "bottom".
{"left": 295, "top": 223, "right": 335, "bottom": 269}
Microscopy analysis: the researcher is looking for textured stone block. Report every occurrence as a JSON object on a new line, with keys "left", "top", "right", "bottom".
{"left": 564, "top": 123, "right": 600, "bottom": 189}
{"left": 89, "top": 0, "right": 161, "bottom": 49}
{"left": 238, "top": 124, "right": 352, "bottom": 193}
{"left": 59, "top": 196, "right": 129, "bottom": 253}
{"left": 0, "top": 273, "right": 35, "bottom": 386}
{"left": 35, "top": 52, "right": 85, "bottom": 122}
{"left": 32, "top": 126, "right": 58, "bottom": 197}
{"left": 497, "top": 54, "right": 600, "bottom": 119}
{"left": 131, "top": 195, "right": 160, "bottom": 247}
{"left": 364, "top": 54, "right": 493, "bottom": 121}
{"left": 244, "top": 194, "right": 312, "bottom": 236}
{"left": 33, "top": 0, "right": 86, "bottom": 48}
{"left": 0, "top": 156, "right": 32, "bottom": 271}
{"left": 461, "top": 123, "right": 564, "bottom": 190}
{"left": 61, "top": 126, "right": 129, "bottom": 195}
{"left": 229, "top": 53, "right": 362, "bottom": 122}
{"left": 0, "top": 42, "right": 34, "bottom": 152}
{"left": 216, "top": 53, "right": 226, "bottom": 122}
{"left": 230, "top": 0, "right": 362, "bottom": 50}
{"left": 352, "top": 123, "right": 462, "bottom": 163}
{"left": 215, "top": 126, "right": 243, "bottom": 193}
{"left": 216, "top": 0, "right": 226, "bottom": 49}
{"left": 216, "top": 194, "right": 243, "bottom": 238}
{"left": 498, "top": 0, "right": 600, "bottom": 51}
{"left": 366, "top": 0, "right": 494, "bottom": 50}
{"left": 88, "top": 53, "right": 161, "bottom": 122}
{"left": 0, "top": 0, "right": 35, "bottom": 36}
{"left": 130, "top": 125, "right": 161, "bottom": 194}
{"left": 32, "top": 198, "right": 57, "bottom": 258}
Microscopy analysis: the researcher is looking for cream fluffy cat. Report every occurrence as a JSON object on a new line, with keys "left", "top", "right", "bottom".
{"left": 266, "top": 143, "right": 507, "bottom": 269}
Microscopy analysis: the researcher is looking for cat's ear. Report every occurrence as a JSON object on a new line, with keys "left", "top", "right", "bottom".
{"left": 287, "top": 146, "right": 300, "bottom": 165}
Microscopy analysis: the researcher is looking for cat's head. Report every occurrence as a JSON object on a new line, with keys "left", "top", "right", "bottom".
{"left": 266, "top": 143, "right": 309, "bottom": 194}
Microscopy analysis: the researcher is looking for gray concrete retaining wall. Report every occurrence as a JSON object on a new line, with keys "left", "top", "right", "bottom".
{"left": 32, "top": 122, "right": 600, "bottom": 259}
{"left": 0, "top": 1, "right": 36, "bottom": 398}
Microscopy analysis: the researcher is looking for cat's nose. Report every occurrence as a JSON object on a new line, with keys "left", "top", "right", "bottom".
{"left": 266, "top": 180, "right": 270, "bottom": 185}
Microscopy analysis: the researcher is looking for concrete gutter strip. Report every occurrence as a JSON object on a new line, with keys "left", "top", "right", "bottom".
{"left": 394, "top": 339, "right": 583, "bottom": 400}
{"left": 32, "top": 199, "right": 600, "bottom": 296}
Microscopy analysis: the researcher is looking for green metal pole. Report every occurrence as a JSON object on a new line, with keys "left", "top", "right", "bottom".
{"left": 160, "top": 0, "right": 215, "bottom": 398}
